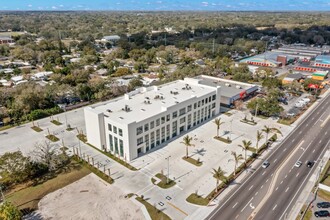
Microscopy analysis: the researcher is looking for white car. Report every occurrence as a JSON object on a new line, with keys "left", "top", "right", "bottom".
{"left": 262, "top": 161, "right": 270, "bottom": 168}
{"left": 295, "top": 161, "right": 302, "bottom": 167}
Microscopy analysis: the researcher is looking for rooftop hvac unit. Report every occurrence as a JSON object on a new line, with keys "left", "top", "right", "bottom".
{"left": 236, "top": 85, "right": 242, "bottom": 89}
{"left": 225, "top": 83, "right": 231, "bottom": 87}
{"left": 106, "top": 109, "right": 112, "bottom": 113}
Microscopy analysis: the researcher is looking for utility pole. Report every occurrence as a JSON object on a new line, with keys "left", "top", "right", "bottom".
{"left": 165, "top": 156, "right": 171, "bottom": 184}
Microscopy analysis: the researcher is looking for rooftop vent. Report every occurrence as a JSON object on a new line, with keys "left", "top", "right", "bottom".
{"left": 119, "top": 117, "right": 124, "bottom": 120}
{"left": 106, "top": 109, "right": 112, "bottom": 113}
{"left": 170, "top": 91, "right": 179, "bottom": 95}
{"left": 225, "top": 83, "right": 231, "bottom": 87}
{"left": 236, "top": 85, "right": 242, "bottom": 89}
{"left": 141, "top": 109, "right": 145, "bottom": 111}
{"left": 122, "top": 105, "right": 131, "bottom": 112}
{"left": 144, "top": 100, "right": 151, "bottom": 104}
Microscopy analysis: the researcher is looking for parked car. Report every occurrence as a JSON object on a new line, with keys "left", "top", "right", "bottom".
{"left": 317, "top": 202, "right": 330, "bottom": 208}
{"left": 314, "top": 210, "right": 330, "bottom": 217}
{"left": 262, "top": 161, "right": 270, "bottom": 168}
{"left": 307, "top": 161, "right": 315, "bottom": 168}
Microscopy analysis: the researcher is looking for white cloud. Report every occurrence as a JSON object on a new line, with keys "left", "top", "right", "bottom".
{"left": 156, "top": 1, "right": 163, "bottom": 4}
{"left": 52, "top": 6, "right": 57, "bottom": 9}
{"left": 28, "top": 4, "right": 32, "bottom": 7}
{"left": 59, "top": 4, "right": 64, "bottom": 7}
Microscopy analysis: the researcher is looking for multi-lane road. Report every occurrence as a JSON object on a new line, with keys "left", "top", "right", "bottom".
{"left": 208, "top": 92, "right": 330, "bottom": 220}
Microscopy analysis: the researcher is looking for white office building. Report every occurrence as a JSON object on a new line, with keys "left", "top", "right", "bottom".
{"left": 84, "top": 77, "right": 221, "bottom": 161}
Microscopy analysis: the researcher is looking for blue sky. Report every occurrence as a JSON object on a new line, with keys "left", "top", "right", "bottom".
{"left": 2, "top": 0, "right": 330, "bottom": 11}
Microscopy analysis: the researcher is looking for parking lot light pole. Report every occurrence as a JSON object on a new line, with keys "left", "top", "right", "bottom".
{"left": 165, "top": 156, "right": 171, "bottom": 184}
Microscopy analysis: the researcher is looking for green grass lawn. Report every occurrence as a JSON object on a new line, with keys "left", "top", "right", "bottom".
{"left": 51, "top": 120, "right": 62, "bottom": 126}
{"left": 31, "top": 126, "right": 43, "bottom": 132}
{"left": 5, "top": 160, "right": 91, "bottom": 211}
{"left": 214, "top": 136, "right": 232, "bottom": 144}
{"left": 46, "top": 134, "right": 59, "bottom": 142}
{"left": 278, "top": 118, "right": 296, "bottom": 126}
{"left": 186, "top": 193, "right": 209, "bottom": 206}
{"left": 154, "top": 173, "right": 176, "bottom": 189}
{"left": 136, "top": 196, "right": 171, "bottom": 220}
{"left": 77, "top": 134, "right": 87, "bottom": 143}
{"left": 182, "top": 156, "right": 203, "bottom": 167}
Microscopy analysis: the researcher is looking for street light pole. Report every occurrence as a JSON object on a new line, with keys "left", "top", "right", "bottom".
{"left": 165, "top": 156, "right": 171, "bottom": 184}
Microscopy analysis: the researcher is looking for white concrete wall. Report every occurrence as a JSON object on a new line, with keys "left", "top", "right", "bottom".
{"left": 319, "top": 183, "right": 330, "bottom": 192}
{"left": 84, "top": 107, "right": 106, "bottom": 150}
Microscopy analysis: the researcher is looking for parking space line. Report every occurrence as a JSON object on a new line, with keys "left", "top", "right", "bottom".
{"left": 167, "top": 202, "right": 188, "bottom": 216}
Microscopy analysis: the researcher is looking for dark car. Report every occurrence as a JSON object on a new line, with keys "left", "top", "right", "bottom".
{"left": 317, "top": 202, "right": 330, "bottom": 208}
{"left": 307, "top": 161, "right": 315, "bottom": 168}
{"left": 314, "top": 210, "right": 330, "bottom": 217}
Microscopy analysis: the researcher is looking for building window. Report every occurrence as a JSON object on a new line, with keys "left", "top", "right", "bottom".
{"left": 113, "top": 126, "right": 117, "bottom": 134}
{"left": 145, "top": 134, "right": 149, "bottom": 149}
{"left": 108, "top": 124, "right": 112, "bottom": 131}
{"left": 119, "top": 128, "right": 123, "bottom": 136}
{"left": 212, "top": 94, "right": 216, "bottom": 101}
{"left": 150, "top": 121, "right": 154, "bottom": 129}
{"left": 172, "top": 111, "right": 177, "bottom": 118}
{"left": 136, "top": 126, "right": 143, "bottom": 135}
{"left": 144, "top": 123, "right": 149, "bottom": 132}
{"left": 114, "top": 137, "right": 118, "bottom": 154}
{"left": 212, "top": 103, "right": 216, "bottom": 109}
{"left": 187, "top": 105, "right": 192, "bottom": 112}
{"left": 180, "top": 117, "right": 185, "bottom": 124}
{"left": 194, "top": 103, "right": 197, "bottom": 109}
{"left": 109, "top": 134, "right": 113, "bottom": 151}
{"left": 161, "top": 116, "right": 165, "bottom": 124}
{"left": 137, "top": 137, "right": 143, "bottom": 146}
{"left": 209, "top": 96, "right": 211, "bottom": 102}
{"left": 156, "top": 119, "right": 160, "bottom": 126}
{"left": 166, "top": 114, "right": 170, "bottom": 122}
{"left": 156, "top": 129, "right": 160, "bottom": 145}
{"left": 202, "top": 99, "right": 204, "bottom": 106}
{"left": 172, "top": 121, "right": 177, "bottom": 137}
{"left": 161, "top": 127, "right": 165, "bottom": 143}
{"left": 119, "top": 140, "right": 124, "bottom": 157}
{"left": 166, "top": 124, "right": 170, "bottom": 140}
{"left": 150, "top": 131, "right": 155, "bottom": 148}
{"left": 179, "top": 108, "right": 186, "bottom": 116}
{"left": 205, "top": 98, "right": 208, "bottom": 104}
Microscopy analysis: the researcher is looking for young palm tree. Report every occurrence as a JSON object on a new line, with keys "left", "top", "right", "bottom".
{"left": 262, "top": 125, "right": 282, "bottom": 142}
{"left": 213, "top": 118, "right": 225, "bottom": 137}
{"left": 212, "top": 166, "right": 226, "bottom": 193}
{"left": 181, "top": 135, "right": 195, "bottom": 159}
{"left": 238, "top": 140, "right": 252, "bottom": 164}
{"left": 231, "top": 151, "right": 243, "bottom": 176}
{"left": 256, "top": 130, "right": 264, "bottom": 153}
{"left": 261, "top": 125, "right": 271, "bottom": 141}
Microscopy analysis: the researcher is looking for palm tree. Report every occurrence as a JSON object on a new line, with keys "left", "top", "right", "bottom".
{"left": 212, "top": 166, "right": 226, "bottom": 193}
{"left": 262, "top": 125, "right": 272, "bottom": 142}
{"left": 238, "top": 140, "right": 252, "bottom": 164}
{"left": 231, "top": 151, "right": 243, "bottom": 176}
{"left": 262, "top": 125, "right": 282, "bottom": 142}
{"left": 256, "top": 130, "right": 264, "bottom": 153}
{"left": 213, "top": 118, "right": 225, "bottom": 137}
{"left": 181, "top": 135, "right": 195, "bottom": 159}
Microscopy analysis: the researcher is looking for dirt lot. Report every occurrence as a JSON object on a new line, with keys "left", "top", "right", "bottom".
{"left": 27, "top": 174, "right": 145, "bottom": 220}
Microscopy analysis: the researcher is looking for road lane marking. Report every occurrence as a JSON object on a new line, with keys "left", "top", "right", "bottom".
{"left": 266, "top": 179, "right": 269, "bottom": 183}
{"left": 235, "top": 215, "right": 239, "bottom": 219}
{"left": 289, "top": 169, "right": 292, "bottom": 173}
{"left": 255, "top": 191, "right": 258, "bottom": 196}
{"left": 273, "top": 204, "right": 277, "bottom": 211}
{"left": 306, "top": 123, "right": 309, "bottom": 127}
{"left": 279, "top": 139, "right": 330, "bottom": 220}
{"left": 320, "top": 115, "right": 329, "bottom": 127}
{"left": 312, "top": 117, "right": 315, "bottom": 120}
{"left": 241, "top": 197, "right": 254, "bottom": 213}
{"left": 280, "top": 181, "right": 283, "bottom": 185}
{"left": 249, "top": 185, "right": 253, "bottom": 191}
{"left": 274, "top": 158, "right": 278, "bottom": 163}
{"left": 313, "top": 149, "right": 316, "bottom": 153}
{"left": 296, "top": 173, "right": 300, "bottom": 177}
{"left": 285, "top": 175, "right": 287, "bottom": 178}
{"left": 285, "top": 187, "right": 289, "bottom": 192}
{"left": 232, "top": 202, "right": 238, "bottom": 208}
{"left": 299, "top": 131, "right": 302, "bottom": 134}
{"left": 262, "top": 171, "right": 266, "bottom": 176}
{"left": 319, "top": 140, "right": 323, "bottom": 144}
{"left": 283, "top": 148, "right": 287, "bottom": 152}
{"left": 261, "top": 185, "right": 264, "bottom": 189}
{"left": 275, "top": 187, "right": 278, "bottom": 191}
{"left": 271, "top": 173, "right": 273, "bottom": 177}
{"left": 292, "top": 139, "right": 295, "bottom": 142}
{"left": 249, "top": 140, "right": 305, "bottom": 219}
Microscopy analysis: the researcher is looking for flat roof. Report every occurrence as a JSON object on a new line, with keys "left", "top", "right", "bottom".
{"left": 315, "top": 55, "right": 330, "bottom": 64}
{"left": 195, "top": 75, "right": 257, "bottom": 98}
{"left": 88, "top": 79, "right": 216, "bottom": 124}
